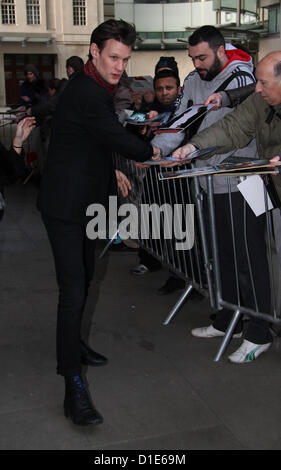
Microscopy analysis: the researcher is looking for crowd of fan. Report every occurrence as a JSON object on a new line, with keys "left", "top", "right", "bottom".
{"left": 2, "top": 31, "right": 281, "bottom": 365}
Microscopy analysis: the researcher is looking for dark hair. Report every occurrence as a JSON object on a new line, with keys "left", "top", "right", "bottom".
{"left": 155, "top": 56, "right": 179, "bottom": 77}
{"left": 189, "top": 25, "right": 225, "bottom": 52}
{"left": 47, "top": 78, "right": 63, "bottom": 92}
{"left": 274, "top": 61, "right": 281, "bottom": 79}
{"left": 66, "top": 56, "right": 84, "bottom": 72}
{"left": 89, "top": 19, "right": 136, "bottom": 59}
{"left": 153, "top": 70, "right": 180, "bottom": 88}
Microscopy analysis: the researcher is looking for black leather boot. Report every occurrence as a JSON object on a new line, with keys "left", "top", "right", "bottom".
{"left": 64, "top": 375, "right": 103, "bottom": 426}
{"left": 80, "top": 340, "right": 108, "bottom": 367}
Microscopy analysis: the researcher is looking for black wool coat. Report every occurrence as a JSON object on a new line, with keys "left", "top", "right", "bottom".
{"left": 38, "top": 72, "right": 153, "bottom": 224}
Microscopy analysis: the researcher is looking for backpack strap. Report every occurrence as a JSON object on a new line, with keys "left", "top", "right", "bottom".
{"left": 215, "top": 70, "right": 255, "bottom": 93}
{"left": 187, "top": 70, "right": 255, "bottom": 139}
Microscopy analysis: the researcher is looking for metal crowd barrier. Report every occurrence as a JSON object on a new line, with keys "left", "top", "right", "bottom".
{"left": 0, "top": 110, "right": 42, "bottom": 182}
{"left": 108, "top": 154, "right": 281, "bottom": 361}
{"left": 111, "top": 154, "right": 214, "bottom": 324}
{"left": 0, "top": 110, "right": 18, "bottom": 148}
{"left": 203, "top": 174, "right": 281, "bottom": 361}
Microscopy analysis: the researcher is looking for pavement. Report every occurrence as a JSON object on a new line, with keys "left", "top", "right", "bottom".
{"left": 1, "top": 182, "right": 281, "bottom": 451}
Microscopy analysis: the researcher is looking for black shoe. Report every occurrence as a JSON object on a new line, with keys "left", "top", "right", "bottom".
{"left": 157, "top": 276, "right": 186, "bottom": 295}
{"left": 64, "top": 376, "right": 103, "bottom": 426}
{"left": 80, "top": 340, "right": 108, "bottom": 367}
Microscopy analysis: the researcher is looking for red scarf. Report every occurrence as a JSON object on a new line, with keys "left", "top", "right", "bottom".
{"left": 84, "top": 60, "right": 118, "bottom": 97}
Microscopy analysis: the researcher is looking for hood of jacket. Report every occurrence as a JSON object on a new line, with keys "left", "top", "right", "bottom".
{"left": 222, "top": 46, "right": 254, "bottom": 72}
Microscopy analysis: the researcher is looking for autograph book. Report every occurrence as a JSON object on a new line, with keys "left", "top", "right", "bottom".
{"left": 153, "top": 104, "right": 215, "bottom": 134}
{"left": 125, "top": 112, "right": 170, "bottom": 126}
{"left": 158, "top": 160, "right": 281, "bottom": 181}
{"left": 142, "top": 147, "right": 218, "bottom": 166}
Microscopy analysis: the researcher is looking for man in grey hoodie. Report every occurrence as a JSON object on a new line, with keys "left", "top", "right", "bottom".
{"left": 152, "top": 25, "right": 272, "bottom": 364}
{"left": 152, "top": 25, "right": 257, "bottom": 192}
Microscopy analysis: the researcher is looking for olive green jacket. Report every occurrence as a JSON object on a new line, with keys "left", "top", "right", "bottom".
{"left": 191, "top": 92, "right": 281, "bottom": 199}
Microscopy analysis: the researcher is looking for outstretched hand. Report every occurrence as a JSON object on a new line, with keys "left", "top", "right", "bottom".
{"left": 270, "top": 156, "right": 280, "bottom": 163}
{"left": 14, "top": 117, "right": 36, "bottom": 144}
{"left": 204, "top": 92, "right": 222, "bottom": 110}
{"left": 172, "top": 143, "right": 196, "bottom": 160}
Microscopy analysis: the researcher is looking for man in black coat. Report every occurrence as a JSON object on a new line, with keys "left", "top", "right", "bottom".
{"left": 38, "top": 20, "right": 161, "bottom": 426}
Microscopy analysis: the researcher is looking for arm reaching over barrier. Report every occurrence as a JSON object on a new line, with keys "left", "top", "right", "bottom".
{"left": 172, "top": 143, "right": 196, "bottom": 160}
{"left": 204, "top": 92, "right": 223, "bottom": 110}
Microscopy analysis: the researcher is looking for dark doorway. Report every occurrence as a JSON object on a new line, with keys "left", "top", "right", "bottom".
{"left": 4, "top": 53, "right": 56, "bottom": 106}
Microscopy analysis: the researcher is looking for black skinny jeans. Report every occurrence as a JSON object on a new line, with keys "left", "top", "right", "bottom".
{"left": 42, "top": 215, "right": 96, "bottom": 376}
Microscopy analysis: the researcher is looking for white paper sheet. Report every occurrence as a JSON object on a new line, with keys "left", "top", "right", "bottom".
{"left": 237, "top": 175, "right": 273, "bottom": 216}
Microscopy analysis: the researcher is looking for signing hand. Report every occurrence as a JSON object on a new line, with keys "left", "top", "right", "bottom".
{"left": 135, "top": 145, "right": 161, "bottom": 168}
{"left": 204, "top": 92, "right": 222, "bottom": 110}
{"left": 115, "top": 170, "right": 132, "bottom": 198}
{"left": 172, "top": 143, "right": 196, "bottom": 160}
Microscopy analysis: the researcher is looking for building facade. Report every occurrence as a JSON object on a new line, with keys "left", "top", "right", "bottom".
{"left": 114, "top": 0, "right": 281, "bottom": 82}
{"left": 0, "top": 0, "right": 280, "bottom": 106}
{"left": 0, "top": 0, "right": 103, "bottom": 105}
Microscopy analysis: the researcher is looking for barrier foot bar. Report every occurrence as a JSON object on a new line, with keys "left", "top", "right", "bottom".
{"left": 22, "top": 169, "right": 35, "bottom": 185}
{"left": 99, "top": 230, "right": 119, "bottom": 260}
{"left": 214, "top": 309, "right": 241, "bottom": 362}
{"left": 163, "top": 283, "right": 193, "bottom": 326}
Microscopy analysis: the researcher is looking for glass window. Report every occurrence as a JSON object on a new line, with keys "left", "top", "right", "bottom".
{"left": 268, "top": 4, "right": 280, "bottom": 34}
{"left": 16, "top": 70, "right": 25, "bottom": 80}
{"left": 5, "top": 70, "right": 12, "bottom": 80}
{"left": 26, "top": 0, "right": 40, "bottom": 25}
{"left": 28, "top": 55, "right": 39, "bottom": 65}
{"left": 134, "top": 0, "right": 189, "bottom": 3}
{"left": 42, "top": 71, "right": 53, "bottom": 80}
{"left": 15, "top": 55, "right": 26, "bottom": 66}
{"left": 41, "top": 55, "right": 52, "bottom": 66}
{"left": 4, "top": 55, "right": 13, "bottom": 66}
{"left": 73, "top": 0, "right": 86, "bottom": 26}
{"left": 1, "top": 0, "right": 16, "bottom": 24}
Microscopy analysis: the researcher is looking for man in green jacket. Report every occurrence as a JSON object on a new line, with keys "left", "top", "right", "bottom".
{"left": 173, "top": 51, "right": 281, "bottom": 364}
{"left": 175, "top": 51, "right": 281, "bottom": 196}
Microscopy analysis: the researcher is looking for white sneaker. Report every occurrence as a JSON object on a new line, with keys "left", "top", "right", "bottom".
{"left": 191, "top": 324, "right": 242, "bottom": 339}
{"left": 228, "top": 339, "right": 271, "bottom": 364}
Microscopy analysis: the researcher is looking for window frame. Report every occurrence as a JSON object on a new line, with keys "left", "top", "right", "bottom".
{"left": 26, "top": 0, "right": 41, "bottom": 26}
{"left": 1, "top": 0, "right": 16, "bottom": 25}
{"left": 73, "top": 0, "right": 87, "bottom": 26}
{"left": 268, "top": 4, "right": 280, "bottom": 34}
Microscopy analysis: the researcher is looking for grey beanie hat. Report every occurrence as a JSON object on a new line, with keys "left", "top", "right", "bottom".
{"left": 24, "top": 64, "right": 39, "bottom": 78}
